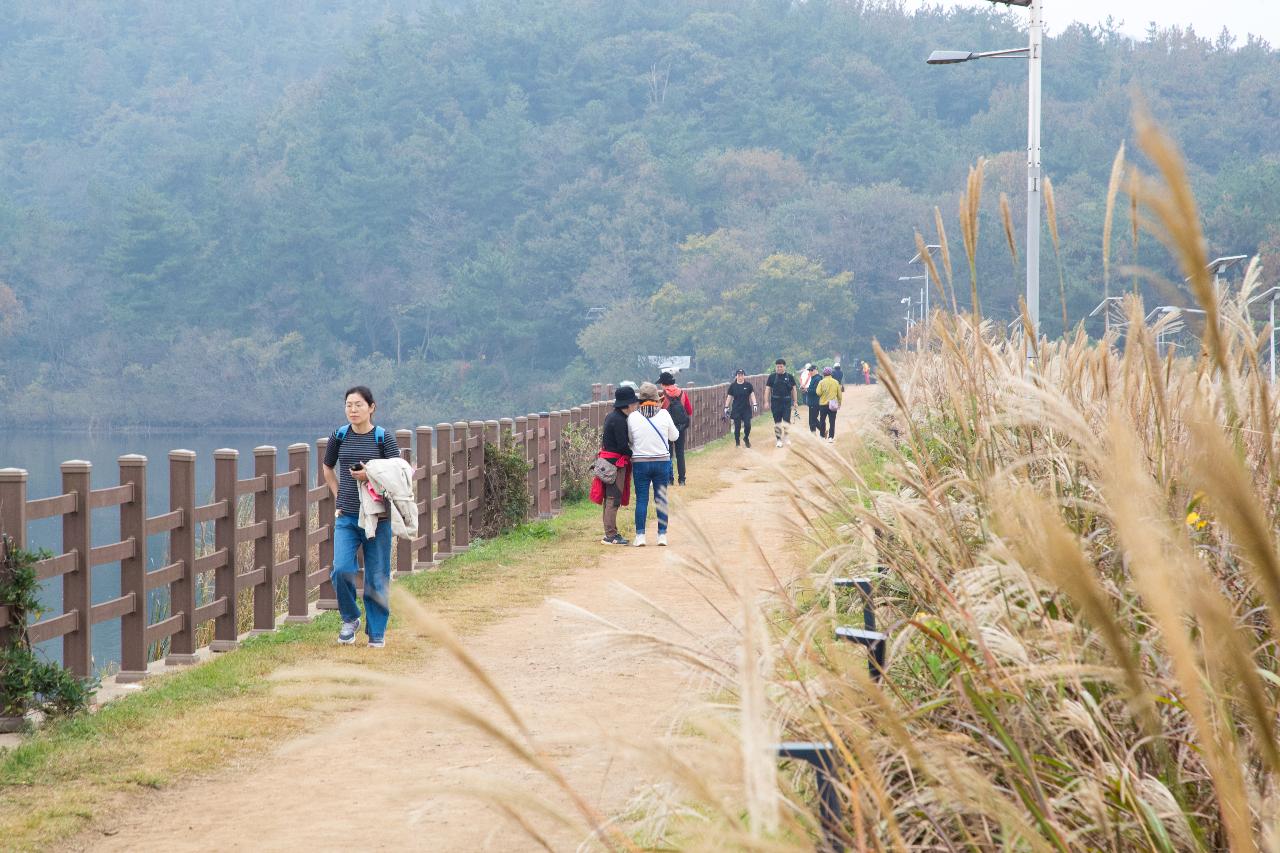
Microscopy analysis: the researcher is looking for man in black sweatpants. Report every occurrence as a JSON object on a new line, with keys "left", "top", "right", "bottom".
{"left": 724, "top": 369, "right": 757, "bottom": 447}
{"left": 763, "top": 358, "right": 798, "bottom": 448}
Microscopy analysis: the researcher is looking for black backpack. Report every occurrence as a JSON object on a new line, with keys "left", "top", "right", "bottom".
{"left": 665, "top": 391, "right": 690, "bottom": 428}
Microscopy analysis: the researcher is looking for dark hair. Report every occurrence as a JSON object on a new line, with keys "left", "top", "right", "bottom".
{"left": 775, "top": 358, "right": 786, "bottom": 366}
{"left": 344, "top": 385, "right": 375, "bottom": 406}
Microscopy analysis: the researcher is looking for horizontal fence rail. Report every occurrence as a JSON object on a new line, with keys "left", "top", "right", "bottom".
{"left": 0, "top": 374, "right": 766, "bottom": 678}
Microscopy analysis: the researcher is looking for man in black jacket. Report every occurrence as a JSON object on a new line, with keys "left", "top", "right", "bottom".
{"left": 598, "top": 385, "right": 638, "bottom": 544}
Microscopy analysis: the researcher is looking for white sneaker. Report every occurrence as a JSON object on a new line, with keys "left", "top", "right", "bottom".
{"left": 657, "top": 533, "right": 668, "bottom": 546}
{"left": 775, "top": 439, "right": 783, "bottom": 448}
{"left": 634, "top": 534, "right": 646, "bottom": 547}
{"left": 338, "top": 618, "right": 359, "bottom": 645}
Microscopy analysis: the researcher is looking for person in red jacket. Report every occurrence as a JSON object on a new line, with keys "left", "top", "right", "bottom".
{"left": 658, "top": 371, "right": 693, "bottom": 485}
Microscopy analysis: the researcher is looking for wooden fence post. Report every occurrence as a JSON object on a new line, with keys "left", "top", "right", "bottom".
{"left": 549, "top": 410, "right": 564, "bottom": 514}
{"left": 591, "top": 383, "right": 603, "bottom": 402}
{"left": 468, "top": 421, "right": 485, "bottom": 535}
{"left": 211, "top": 449, "right": 239, "bottom": 651}
{"left": 536, "top": 412, "right": 552, "bottom": 518}
{"left": 451, "top": 422, "right": 469, "bottom": 549}
{"left": 252, "top": 446, "right": 277, "bottom": 634}
{"left": 285, "top": 443, "right": 311, "bottom": 620}
{"left": 166, "top": 450, "right": 199, "bottom": 665}
{"left": 521, "top": 414, "right": 537, "bottom": 515}
{"left": 435, "top": 423, "right": 454, "bottom": 557}
{"left": 415, "top": 426, "right": 434, "bottom": 568}
{"left": 394, "top": 430, "right": 414, "bottom": 577}
{"left": 0, "top": 468, "right": 27, "bottom": 654}
{"left": 499, "top": 418, "right": 514, "bottom": 454}
{"left": 117, "top": 454, "right": 150, "bottom": 678}
{"left": 316, "top": 437, "right": 337, "bottom": 610}
{"left": 485, "top": 420, "right": 500, "bottom": 449}
{"left": 59, "top": 460, "right": 93, "bottom": 676}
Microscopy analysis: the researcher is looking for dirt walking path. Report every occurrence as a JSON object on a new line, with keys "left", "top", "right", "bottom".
{"left": 77, "top": 393, "right": 875, "bottom": 852}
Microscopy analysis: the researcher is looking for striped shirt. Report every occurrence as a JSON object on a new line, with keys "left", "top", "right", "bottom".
{"left": 323, "top": 426, "right": 401, "bottom": 516}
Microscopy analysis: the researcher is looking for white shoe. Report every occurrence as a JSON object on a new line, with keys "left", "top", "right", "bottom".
{"left": 634, "top": 534, "right": 646, "bottom": 547}
{"left": 775, "top": 439, "right": 783, "bottom": 448}
{"left": 657, "top": 533, "right": 668, "bottom": 546}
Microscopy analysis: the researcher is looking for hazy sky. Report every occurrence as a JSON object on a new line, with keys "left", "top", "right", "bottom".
{"left": 913, "top": 1, "right": 1279, "bottom": 46}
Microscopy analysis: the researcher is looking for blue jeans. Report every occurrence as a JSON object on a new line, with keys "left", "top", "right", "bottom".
{"left": 332, "top": 513, "right": 392, "bottom": 640}
{"left": 632, "top": 460, "right": 671, "bottom": 535}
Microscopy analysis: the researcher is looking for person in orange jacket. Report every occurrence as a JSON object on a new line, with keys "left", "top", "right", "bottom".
{"left": 658, "top": 371, "right": 693, "bottom": 485}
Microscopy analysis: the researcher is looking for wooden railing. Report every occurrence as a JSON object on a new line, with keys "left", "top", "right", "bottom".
{"left": 0, "top": 375, "right": 767, "bottom": 678}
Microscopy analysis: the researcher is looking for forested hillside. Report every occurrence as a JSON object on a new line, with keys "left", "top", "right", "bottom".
{"left": 1, "top": 0, "right": 1277, "bottom": 428}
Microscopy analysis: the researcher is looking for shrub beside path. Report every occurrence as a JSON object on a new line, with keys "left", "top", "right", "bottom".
{"left": 73, "top": 391, "right": 876, "bottom": 851}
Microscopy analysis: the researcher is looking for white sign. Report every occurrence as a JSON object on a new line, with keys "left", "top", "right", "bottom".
{"left": 638, "top": 355, "right": 691, "bottom": 372}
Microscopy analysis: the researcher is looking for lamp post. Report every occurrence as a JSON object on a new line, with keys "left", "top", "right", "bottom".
{"left": 907, "top": 244, "right": 941, "bottom": 321}
{"left": 899, "top": 275, "right": 927, "bottom": 350}
{"left": 900, "top": 296, "right": 913, "bottom": 344}
{"left": 928, "top": 0, "right": 1041, "bottom": 339}
{"left": 1248, "top": 285, "right": 1280, "bottom": 383}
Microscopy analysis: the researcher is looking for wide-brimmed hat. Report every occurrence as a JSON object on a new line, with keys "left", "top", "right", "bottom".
{"left": 613, "top": 386, "right": 639, "bottom": 408}
{"left": 658, "top": 371, "right": 676, "bottom": 386}
{"left": 637, "top": 381, "right": 662, "bottom": 402}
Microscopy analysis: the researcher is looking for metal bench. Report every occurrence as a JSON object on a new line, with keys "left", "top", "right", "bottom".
{"left": 776, "top": 741, "right": 843, "bottom": 851}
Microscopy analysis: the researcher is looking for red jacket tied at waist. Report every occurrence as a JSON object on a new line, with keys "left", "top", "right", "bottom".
{"left": 590, "top": 451, "right": 631, "bottom": 506}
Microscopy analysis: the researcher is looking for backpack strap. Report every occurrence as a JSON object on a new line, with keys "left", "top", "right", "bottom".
{"left": 334, "top": 424, "right": 386, "bottom": 451}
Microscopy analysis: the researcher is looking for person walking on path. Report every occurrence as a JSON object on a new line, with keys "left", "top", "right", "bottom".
{"left": 723, "top": 369, "right": 758, "bottom": 447}
{"left": 322, "top": 385, "right": 401, "bottom": 648}
{"left": 816, "top": 367, "right": 843, "bottom": 443}
{"left": 797, "top": 363, "right": 814, "bottom": 402}
{"left": 764, "top": 358, "right": 799, "bottom": 448}
{"left": 804, "top": 365, "right": 823, "bottom": 436}
{"left": 832, "top": 361, "right": 845, "bottom": 390}
{"left": 627, "top": 382, "right": 679, "bottom": 546}
{"left": 861, "top": 360, "right": 872, "bottom": 385}
{"left": 658, "top": 371, "right": 693, "bottom": 486}
{"left": 592, "top": 386, "right": 637, "bottom": 545}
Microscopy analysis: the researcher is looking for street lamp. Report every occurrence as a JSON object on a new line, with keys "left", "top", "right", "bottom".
{"left": 927, "top": 0, "right": 1042, "bottom": 340}
{"left": 1248, "top": 285, "right": 1280, "bottom": 383}
{"left": 1145, "top": 305, "right": 1206, "bottom": 358}
{"left": 908, "top": 244, "right": 941, "bottom": 321}
{"left": 897, "top": 275, "right": 926, "bottom": 316}
{"left": 1207, "top": 255, "right": 1249, "bottom": 291}
{"left": 900, "top": 296, "right": 913, "bottom": 343}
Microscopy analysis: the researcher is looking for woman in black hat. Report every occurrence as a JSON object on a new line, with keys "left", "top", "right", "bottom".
{"left": 591, "top": 385, "right": 638, "bottom": 544}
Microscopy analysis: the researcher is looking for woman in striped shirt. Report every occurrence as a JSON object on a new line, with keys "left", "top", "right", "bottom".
{"left": 322, "top": 386, "right": 400, "bottom": 648}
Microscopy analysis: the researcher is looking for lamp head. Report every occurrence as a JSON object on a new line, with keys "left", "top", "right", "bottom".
{"left": 1207, "top": 255, "right": 1249, "bottom": 275}
{"left": 927, "top": 50, "right": 976, "bottom": 64}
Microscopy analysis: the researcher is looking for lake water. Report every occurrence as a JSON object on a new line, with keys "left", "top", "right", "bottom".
{"left": 1, "top": 427, "right": 344, "bottom": 674}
